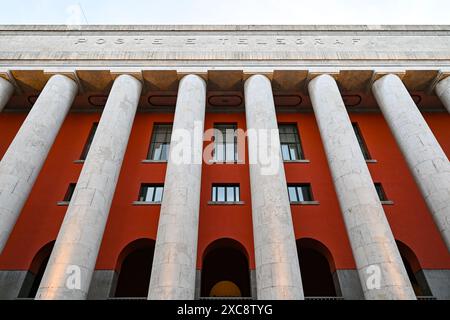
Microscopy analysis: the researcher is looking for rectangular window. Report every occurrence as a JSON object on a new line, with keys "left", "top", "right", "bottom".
{"left": 213, "top": 124, "right": 238, "bottom": 162}
{"left": 148, "top": 124, "right": 173, "bottom": 161}
{"left": 287, "top": 184, "right": 313, "bottom": 202}
{"left": 80, "top": 123, "right": 98, "bottom": 160}
{"left": 352, "top": 123, "right": 371, "bottom": 160}
{"left": 212, "top": 184, "right": 240, "bottom": 202}
{"left": 279, "top": 124, "right": 304, "bottom": 161}
{"left": 374, "top": 183, "right": 388, "bottom": 201}
{"left": 139, "top": 184, "right": 164, "bottom": 203}
{"left": 63, "top": 183, "right": 77, "bottom": 202}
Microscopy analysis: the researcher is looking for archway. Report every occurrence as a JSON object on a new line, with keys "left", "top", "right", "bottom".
{"left": 396, "top": 240, "right": 431, "bottom": 297}
{"left": 296, "top": 238, "right": 337, "bottom": 297}
{"left": 113, "top": 238, "right": 155, "bottom": 298}
{"left": 19, "top": 240, "right": 55, "bottom": 298}
{"left": 201, "top": 238, "right": 251, "bottom": 297}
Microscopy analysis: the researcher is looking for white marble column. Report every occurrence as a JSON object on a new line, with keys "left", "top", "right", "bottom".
{"left": 309, "top": 74, "right": 416, "bottom": 300}
{"left": 148, "top": 75, "right": 206, "bottom": 300}
{"left": 244, "top": 74, "right": 304, "bottom": 300}
{"left": 373, "top": 74, "right": 450, "bottom": 250}
{"left": 35, "top": 75, "right": 142, "bottom": 300}
{"left": 0, "top": 75, "right": 77, "bottom": 253}
{"left": 435, "top": 76, "right": 450, "bottom": 113}
{"left": 0, "top": 77, "right": 14, "bottom": 112}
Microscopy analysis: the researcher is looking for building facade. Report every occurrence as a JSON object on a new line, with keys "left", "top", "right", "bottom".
{"left": 0, "top": 25, "right": 449, "bottom": 300}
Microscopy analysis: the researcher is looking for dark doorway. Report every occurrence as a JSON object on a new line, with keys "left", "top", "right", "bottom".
{"left": 201, "top": 238, "right": 251, "bottom": 297}
{"left": 114, "top": 239, "right": 155, "bottom": 298}
{"left": 396, "top": 240, "right": 431, "bottom": 297}
{"left": 19, "top": 240, "right": 55, "bottom": 298}
{"left": 296, "top": 238, "right": 337, "bottom": 297}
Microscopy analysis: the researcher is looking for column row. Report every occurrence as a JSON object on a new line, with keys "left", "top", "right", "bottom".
{"left": 0, "top": 72, "right": 448, "bottom": 300}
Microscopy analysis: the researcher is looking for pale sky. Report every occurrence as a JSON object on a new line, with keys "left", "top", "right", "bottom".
{"left": 0, "top": 0, "right": 449, "bottom": 25}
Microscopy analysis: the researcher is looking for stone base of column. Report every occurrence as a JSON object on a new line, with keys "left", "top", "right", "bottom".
{"left": 87, "top": 270, "right": 118, "bottom": 300}
{"left": 194, "top": 270, "right": 201, "bottom": 300}
{"left": 332, "top": 269, "right": 364, "bottom": 300}
{"left": 419, "top": 269, "right": 450, "bottom": 300}
{"left": 250, "top": 269, "right": 257, "bottom": 300}
{"left": 0, "top": 270, "right": 34, "bottom": 299}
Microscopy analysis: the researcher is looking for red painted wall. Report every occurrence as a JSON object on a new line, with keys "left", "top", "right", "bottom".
{"left": 0, "top": 109, "right": 449, "bottom": 274}
{"left": 351, "top": 112, "right": 450, "bottom": 270}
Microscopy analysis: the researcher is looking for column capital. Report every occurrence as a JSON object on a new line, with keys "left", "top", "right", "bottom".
{"left": 308, "top": 73, "right": 336, "bottom": 86}
{"left": 179, "top": 73, "right": 207, "bottom": 91}
{"left": 244, "top": 74, "right": 271, "bottom": 92}
{"left": 372, "top": 73, "right": 403, "bottom": 89}
{"left": 435, "top": 76, "right": 450, "bottom": 113}
{"left": 0, "top": 77, "right": 14, "bottom": 112}
{"left": 114, "top": 73, "right": 143, "bottom": 88}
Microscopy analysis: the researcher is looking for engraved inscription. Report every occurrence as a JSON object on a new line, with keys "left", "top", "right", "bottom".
{"left": 1, "top": 31, "right": 447, "bottom": 62}
{"left": 185, "top": 38, "right": 197, "bottom": 45}
{"left": 237, "top": 38, "right": 249, "bottom": 45}
{"left": 71, "top": 36, "right": 375, "bottom": 48}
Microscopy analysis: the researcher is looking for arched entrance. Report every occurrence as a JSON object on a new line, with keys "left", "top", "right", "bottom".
{"left": 113, "top": 238, "right": 155, "bottom": 298}
{"left": 201, "top": 238, "right": 251, "bottom": 297}
{"left": 396, "top": 240, "right": 431, "bottom": 297}
{"left": 296, "top": 238, "right": 338, "bottom": 297}
{"left": 19, "top": 240, "right": 55, "bottom": 298}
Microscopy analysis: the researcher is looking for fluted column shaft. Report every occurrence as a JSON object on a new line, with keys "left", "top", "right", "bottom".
{"left": 309, "top": 74, "right": 416, "bottom": 300}
{"left": 436, "top": 76, "right": 450, "bottom": 113}
{"left": 244, "top": 74, "right": 304, "bottom": 300}
{"left": 35, "top": 75, "right": 142, "bottom": 300}
{"left": 0, "top": 77, "right": 14, "bottom": 112}
{"left": 0, "top": 75, "right": 77, "bottom": 253}
{"left": 373, "top": 74, "right": 450, "bottom": 250}
{"left": 148, "top": 74, "right": 206, "bottom": 300}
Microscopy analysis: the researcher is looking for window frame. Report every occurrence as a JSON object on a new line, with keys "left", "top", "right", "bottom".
{"left": 278, "top": 123, "right": 305, "bottom": 161}
{"left": 138, "top": 184, "right": 164, "bottom": 203}
{"left": 63, "top": 183, "right": 77, "bottom": 202}
{"left": 79, "top": 122, "right": 99, "bottom": 160}
{"left": 147, "top": 124, "right": 173, "bottom": 161}
{"left": 352, "top": 122, "right": 372, "bottom": 160}
{"left": 374, "top": 183, "right": 388, "bottom": 201}
{"left": 287, "top": 183, "right": 314, "bottom": 203}
{"left": 212, "top": 123, "right": 238, "bottom": 162}
{"left": 211, "top": 184, "right": 240, "bottom": 203}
